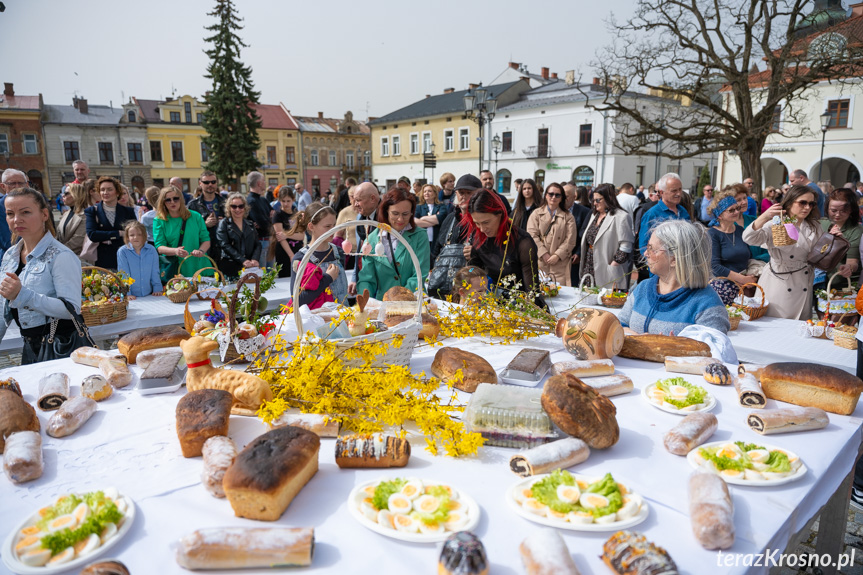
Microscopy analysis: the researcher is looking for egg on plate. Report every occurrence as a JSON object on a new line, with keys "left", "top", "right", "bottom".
{"left": 392, "top": 513, "right": 419, "bottom": 533}
{"left": 46, "top": 546, "right": 76, "bottom": 566}
{"left": 400, "top": 479, "right": 424, "bottom": 500}
{"left": 73, "top": 533, "right": 101, "bottom": 556}
{"left": 556, "top": 484, "right": 581, "bottom": 504}
{"left": 387, "top": 493, "right": 413, "bottom": 514}
{"left": 579, "top": 492, "right": 610, "bottom": 510}
{"left": 377, "top": 510, "right": 395, "bottom": 530}
{"left": 522, "top": 498, "right": 548, "bottom": 516}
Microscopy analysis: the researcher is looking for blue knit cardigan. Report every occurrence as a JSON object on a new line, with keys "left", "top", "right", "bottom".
{"left": 618, "top": 275, "right": 730, "bottom": 335}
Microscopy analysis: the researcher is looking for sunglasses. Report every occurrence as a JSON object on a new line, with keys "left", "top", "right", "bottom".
{"left": 592, "top": 198, "right": 604, "bottom": 204}
{"left": 546, "top": 192, "right": 562, "bottom": 198}
{"left": 230, "top": 204, "right": 245, "bottom": 210}
{"left": 165, "top": 197, "right": 181, "bottom": 203}
{"left": 201, "top": 179, "right": 217, "bottom": 185}
{"left": 795, "top": 200, "right": 817, "bottom": 208}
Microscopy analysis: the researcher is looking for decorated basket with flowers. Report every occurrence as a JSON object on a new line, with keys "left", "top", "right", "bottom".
{"left": 81, "top": 266, "right": 132, "bottom": 326}
{"left": 573, "top": 273, "right": 600, "bottom": 306}
{"left": 726, "top": 305, "right": 743, "bottom": 331}
{"left": 539, "top": 272, "right": 561, "bottom": 298}
{"left": 294, "top": 220, "right": 423, "bottom": 368}
{"left": 771, "top": 211, "right": 798, "bottom": 246}
{"left": 816, "top": 273, "right": 859, "bottom": 325}
{"left": 833, "top": 324, "right": 858, "bottom": 350}
{"left": 600, "top": 284, "right": 628, "bottom": 308}
{"left": 165, "top": 276, "right": 194, "bottom": 303}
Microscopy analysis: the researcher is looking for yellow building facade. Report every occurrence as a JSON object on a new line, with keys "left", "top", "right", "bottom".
{"left": 141, "top": 95, "right": 209, "bottom": 194}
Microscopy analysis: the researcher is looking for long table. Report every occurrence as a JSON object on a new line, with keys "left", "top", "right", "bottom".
{"left": 0, "top": 277, "right": 295, "bottom": 353}
{"left": 0, "top": 330, "right": 860, "bottom": 574}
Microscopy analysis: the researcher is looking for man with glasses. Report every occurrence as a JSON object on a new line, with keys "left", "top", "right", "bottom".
{"left": 187, "top": 170, "right": 225, "bottom": 266}
{"left": 0, "top": 168, "right": 27, "bottom": 254}
{"left": 694, "top": 184, "right": 714, "bottom": 224}
{"left": 638, "top": 173, "right": 689, "bottom": 274}
{"left": 347, "top": 182, "right": 381, "bottom": 296}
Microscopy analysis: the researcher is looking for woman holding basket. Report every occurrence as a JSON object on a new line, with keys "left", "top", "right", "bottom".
{"left": 742, "top": 185, "right": 820, "bottom": 320}
{"left": 153, "top": 186, "right": 211, "bottom": 280}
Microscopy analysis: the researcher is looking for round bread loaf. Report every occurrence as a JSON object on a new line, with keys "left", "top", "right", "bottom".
{"left": 383, "top": 286, "right": 416, "bottom": 301}
{"left": 541, "top": 374, "right": 619, "bottom": 449}
{"left": 431, "top": 347, "right": 497, "bottom": 392}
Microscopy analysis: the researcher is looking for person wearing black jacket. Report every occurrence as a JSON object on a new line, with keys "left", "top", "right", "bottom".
{"left": 216, "top": 193, "right": 262, "bottom": 279}
{"left": 246, "top": 171, "right": 272, "bottom": 266}
{"left": 186, "top": 171, "right": 225, "bottom": 266}
{"left": 84, "top": 176, "right": 137, "bottom": 270}
{"left": 631, "top": 187, "right": 659, "bottom": 283}
{"left": 565, "top": 183, "right": 591, "bottom": 286}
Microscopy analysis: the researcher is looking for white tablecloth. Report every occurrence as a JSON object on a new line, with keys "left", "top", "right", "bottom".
{"left": 0, "top": 278, "right": 294, "bottom": 353}
{"left": 1, "top": 332, "right": 860, "bottom": 575}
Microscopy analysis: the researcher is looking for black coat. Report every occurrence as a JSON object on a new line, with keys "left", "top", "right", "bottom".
{"left": 216, "top": 218, "right": 262, "bottom": 277}
{"left": 570, "top": 203, "right": 591, "bottom": 258}
{"left": 247, "top": 192, "right": 272, "bottom": 240}
{"left": 84, "top": 203, "right": 137, "bottom": 270}
{"left": 187, "top": 194, "right": 226, "bottom": 261}
{"left": 415, "top": 202, "right": 450, "bottom": 247}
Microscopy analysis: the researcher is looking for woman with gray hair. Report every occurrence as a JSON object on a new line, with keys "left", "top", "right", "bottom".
{"left": 619, "top": 219, "right": 730, "bottom": 334}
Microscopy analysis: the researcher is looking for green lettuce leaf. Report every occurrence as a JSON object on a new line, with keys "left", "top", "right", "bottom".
{"left": 372, "top": 478, "right": 407, "bottom": 511}
{"left": 655, "top": 377, "right": 707, "bottom": 409}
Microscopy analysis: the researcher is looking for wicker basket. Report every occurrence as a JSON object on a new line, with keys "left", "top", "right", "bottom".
{"left": 293, "top": 220, "right": 422, "bottom": 369}
{"left": 600, "top": 283, "right": 627, "bottom": 308}
{"left": 183, "top": 288, "right": 228, "bottom": 335}
{"left": 729, "top": 315, "right": 741, "bottom": 331}
{"left": 833, "top": 325, "right": 858, "bottom": 349}
{"left": 165, "top": 276, "right": 195, "bottom": 303}
{"left": 192, "top": 260, "right": 226, "bottom": 301}
{"left": 81, "top": 266, "right": 129, "bottom": 326}
{"left": 574, "top": 273, "right": 599, "bottom": 306}
{"left": 218, "top": 273, "right": 267, "bottom": 363}
{"left": 731, "top": 281, "right": 768, "bottom": 320}
{"left": 772, "top": 211, "right": 797, "bottom": 247}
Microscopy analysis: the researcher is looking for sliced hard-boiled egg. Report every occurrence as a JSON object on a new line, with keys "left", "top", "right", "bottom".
{"left": 513, "top": 486, "right": 534, "bottom": 504}
{"left": 388, "top": 493, "right": 413, "bottom": 514}
{"left": 747, "top": 449, "right": 770, "bottom": 463}
{"left": 744, "top": 469, "right": 764, "bottom": 481}
{"left": 448, "top": 499, "right": 463, "bottom": 512}
{"left": 46, "top": 546, "right": 76, "bottom": 566}
{"left": 751, "top": 461, "right": 769, "bottom": 472}
{"left": 579, "top": 492, "right": 610, "bottom": 510}
{"left": 595, "top": 513, "right": 618, "bottom": 524}
{"left": 360, "top": 498, "right": 379, "bottom": 521}
{"left": 414, "top": 495, "right": 440, "bottom": 514}
{"left": 418, "top": 520, "right": 444, "bottom": 534}
{"left": 15, "top": 534, "right": 42, "bottom": 554}
{"left": 103, "top": 487, "right": 120, "bottom": 500}
{"left": 114, "top": 497, "right": 128, "bottom": 515}
{"left": 718, "top": 443, "right": 742, "bottom": 460}
{"left": 400, "top": 479, "right": 424, "bottom": 500}
{"left": 692, "top": 450, "right": 707, "bottom": 465}
{"left": 648, "top": 387, "right": 666, "bottom": 404}
{"left": 73, "top": 533, "right": 101, "bottom": 557}
{"left": 546, "top": 507, "right": 568, "bottom": 520}
{"left": 377, "top": 510, "right": 395, "bottom": 530}
{"left": 445, "top": 511, "right": 469, "bottom": 531}
{"left": 392, "top": 513, "right": 419, "bottom": 533}
{"left": 362, "top": 485, "right": 376, "bottom": 498}
{"left": 47, "top": 514, "right": 78, "bottom": 533}
{"left": 567, "top": 511, "right": 594, "bottom": 524}
{"left": 761, "top": 471, "right": 788, "bottom": 481}
{"left": 719, "top": 468, "right": 744, "bottom": 479}
{"left": 678, "top": 403, "right": 700, "bottom": 412}
{"left": 556, "top": 484, "right": 581, "bottom": 504}
{"left": 576, "top": 479, "right": 590, "bottom": 491}
{"left": 616, "top": 494, "right": 643, "bottom": 521}
{"left": 19, "top": 525, "right": 41, "bottom": 537}
{"left": 668, "top": 385, "right": 690, "bottom": 400}
{"left": 522, "top": 498, "right": 548, "bottom": 516}
{"left": 19, "top": 548, "right": 52, "bottom": 567}
{"left": 617, "top": 483, "right": 629, "bottom": 496}
{"left": 72, "top": 502, "right": 90, "bottom": 524}
{"left": 100, "top": 522, "right": 118, "bottom": 544}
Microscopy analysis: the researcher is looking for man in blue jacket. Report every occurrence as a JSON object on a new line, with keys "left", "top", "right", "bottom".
{"left": 638, "top": 173, "right": 690, "bottom": 257}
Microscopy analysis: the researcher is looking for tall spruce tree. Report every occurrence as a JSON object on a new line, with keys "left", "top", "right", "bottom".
{"left": 201, "top": 0, "right": 261, "bottom": 188}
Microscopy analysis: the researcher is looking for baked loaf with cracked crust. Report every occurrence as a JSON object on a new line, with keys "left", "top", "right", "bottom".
{"left": 382, "top": 286, "right": 416, "bottom": 301}
{"left": 760, "top": 362, "right": 863, "bottom": 415}
{"left": 619, "top": 334, "right": 711, "bottom": 363}
{"left": 0, "top": 389, "right": 40, "bottom": 454}
{"left": 176, "top": 389, "right": 233, "bottom": 457}
{"left": 541, "top": 373, "right": 619, "bottom": 449}
{"left": 118, "top": 325, "right": 191, "bottom": 363}
{"left": 223, "top": 426, "right": 321, "bottom": 521}
{"left": 432, "top": 347, "right": 497, "bottom": 392}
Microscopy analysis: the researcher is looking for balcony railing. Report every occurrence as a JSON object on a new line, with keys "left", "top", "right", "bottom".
{"left": 523, "top": 145, "right": 553, "bottom": 159}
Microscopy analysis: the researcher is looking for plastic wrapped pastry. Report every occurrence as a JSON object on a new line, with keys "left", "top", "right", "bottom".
{"left": 174, "top": 527, "right": 314, "bottom": 569}
{"left": 747, "top": 407, "right": 829, "bottom": 435}
{"left": 551, "top": 359, "right": 615, "bottom": 378}
{"left": 663, "top": 412, "right": 718, "bottom": 456}
{"left": 439, "top": 532, "right": 489, "bottom": 575}
{"left": 689, "top": 472, "right": 734, "bottom": 549}
{"left": 602, "top": 531, "right": 678, "bottom": 575}
{"left": 664, "top": 356, "right": 721, "bottom": 375}
{"left": 201, "top": 436, "right": 237, "bottom": 498}
{"left": 46, "top": 396, "right": 98, "bottom": 438}
{"left": 520, "top": 528, "right": 581, "bottom": 574}
{"left": 71, "top": 346, "right": 125, "bottom": 367}
{"left": 582, "top": 374, "right": 633, "bottom": 397}
{"left": 100, "top": 357, "right": 133, "bottom": 388}
{"left": 3, "top": 430, "right": 43, "bottom": 483}
{"left": 509, "top": 438, "right": 590, "bottom": 477}
{"left": 734, "top": 365, "right": 766, "bottom": 408}
{"left": 37, "top": 372, "right": 69, "bottom": 410}
{"left": 334, "top": 433, "right": 411, "bottom": 468}
{"left": 79, "top": 561, "right": 130, "bottom": 575}
{"left": 82, "top": 374, "right": 113, "bottom": 402}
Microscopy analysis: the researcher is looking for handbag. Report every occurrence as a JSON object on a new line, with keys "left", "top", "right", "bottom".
{"left": 427, "top": 218, "right": 469, "bottom": 299}
{"left": 159, "top": 217, "right": 189, "bottom": 283}
{"left": 807, "top": 229, "right": 850, "bottom": 272}
{"left": 34, "top": 298, "right": 97, "bottom": 363}
{"left": 80, "top": 236, "right": 98, "bottom": 264}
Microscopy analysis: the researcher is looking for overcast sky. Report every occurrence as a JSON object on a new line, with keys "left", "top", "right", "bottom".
{"left": 1, "top": 0, "right": 638, "bottom": 120}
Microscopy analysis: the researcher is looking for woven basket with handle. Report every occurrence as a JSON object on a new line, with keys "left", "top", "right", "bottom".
{"left": 218, "top": 273, "right": 267, "bottom": 363}
{"left": 729, "top": 279, "right": 768, "bottom": 320}
{"left": 600, "top": 282, "right": 627, "bottom": 309}
{"left": 81, "top": 266, "right": 129, "bottom": 326}
{"left": 772, "top": 210, "right": 796, "bottom": 246}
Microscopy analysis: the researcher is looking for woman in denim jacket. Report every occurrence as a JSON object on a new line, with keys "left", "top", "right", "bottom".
{"left": 0, "top": 188, "right": 82, "bottom": 363}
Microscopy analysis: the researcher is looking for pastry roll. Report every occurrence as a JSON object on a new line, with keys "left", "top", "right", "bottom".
{"left": 3, "top": 430, "right": 43, "bottom": 483}
{"left": 47, "top": 396, "right": 98, "bottom": 438}
{"left": 100, "top": 357, "right": 133, "bottom": 388}
{"left": 663, "top": 412, "right": 718, "bottom": 456}
{"left": 734, "top": 366, "right": 766, "bottom": 408}
{"left": 0, "top": 377, "right": 21, "bottom": 397}
{"left": 551, "top": 359, "right": 614, "bottom": 378}
{"left": 703, "top": 363, "right": 732, "bottom": 385}
{"left": 82, "top": 375, "right": 113, "bottom": 402}
{"left": 510, "top": 437, "right": 590, "bottom": 477}
{"left": 739, "top": 363, "right": 766, "bottom": 381}
{"left": 71, "top": 346, "right": 125, "bottom": 367}
{"left": 268, "top": 412, "right": 340, "bottom": 437}
{"left": 582, "top": 374, "right": 633, "bottom": 397}
{"left": 175, "top": 527, "right": 314, "bottom": 569}
{"left": 602, "top": 531, "right": 678, "bottom": 575}
{"left": 520, "top": 528, "right": 580, "bottom": 574}
{"left": 747, "top": 407, "right": 829, "bottom": 435}
{"left": 37, "top": 373, "right": 69, "bottom": 411}
{"left": 334, "top": 433, "right": 410, "bottom": 468}
{"left": 201, "top": 435, "right": 237, "bottom": 498}
{"left": 664, "top": 356, "right": 721, "bottom": 375}
{"left": 689, "top": 472, "right": 734, "bottom": 549}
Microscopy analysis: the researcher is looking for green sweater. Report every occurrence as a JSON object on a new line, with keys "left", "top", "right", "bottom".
{"left": 153, "top": 211, "right": 212, "bottom": 277}
{"left": 357, "top": 227, "right": 430, "bottom": 299}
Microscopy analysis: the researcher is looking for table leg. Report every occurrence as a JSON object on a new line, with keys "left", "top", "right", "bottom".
{"left": 813, "top": 470, "right": 852, "bottom": 575}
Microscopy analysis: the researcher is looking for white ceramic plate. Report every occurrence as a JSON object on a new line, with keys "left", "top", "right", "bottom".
{"left": 506, "top": 474, "right": 648, "bottom": 532}
{"left": 3, "top": 491, "right": 135, "bottom": 575}
{"left": 348, "top": 478, "right": 480, "bottom": 543}
{"left": 641, "top": 383, "right": 716, "bottom": 415}
{"left": 687, "top": 441, "right": 807, "bottom": 486}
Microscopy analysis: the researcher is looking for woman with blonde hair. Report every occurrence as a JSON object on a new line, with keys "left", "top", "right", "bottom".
{"left": 415, "top": 183, "right": 449, "bottom": 264}
{"left": 619, "top": 219, "right": 729, "bottom": 334}
{"left": 216, "top": 193, "right": 261, "bottom": 279}
{"left": 526, "top": 182, "right": 577, "bottom": 286}
{"left": 761, "top": 186, "right": 778, "bottom": 213}
{"left": 153, "top": 185, "right": 211, "bottom": 279}
{"left": 56, "top": 183, "right": 87, "bottom": 256}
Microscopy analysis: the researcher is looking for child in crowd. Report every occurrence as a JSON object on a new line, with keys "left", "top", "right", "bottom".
{"left": 290, "top": 202, "right": 347, "bottom": 310}
{"left": 117, "top": 220, "right": 163, "bottom": 299}
{"left": 451, "top": 266, "right": 488, "bottom": 304}
{"left": 138, "top": 186, "right": 161, "bottom": 244}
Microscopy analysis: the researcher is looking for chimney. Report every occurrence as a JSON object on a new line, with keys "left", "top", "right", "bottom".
{"left": 468, "top": 83, "right": 479, "bottom": 90}
{"left": 368, "top": 116, "right": 378, "bottom": 122}
{"left": 78, "top": 98, "right": 88, "bottom": 114}
{"left": 3, "top": 83, "right": 13, "bottom": 97}
{"left": 317, "top": 111, "right": 324, "bottom": 119}
{"left": 425, "top": 94, "right": 431, "bottom": 99}
{"left": 593, "top": 77, "right": 601, "bottom": 86}
{"left": 508, "top": 61, "right": 520, "bottom": 69}
{"left": 551, "top": 72, "right": 558, "bottom": 80}
{"left": 541, "top": 67, "right": 550, "bottom": 80}
{"left": 443, "top": 87, "right": 455, "bottom": 94}
{"left": 520, "top": 76, "right": 530, "bottom": 83}
{"left": 565, "top": 71, "right": 576, "bottom": 86}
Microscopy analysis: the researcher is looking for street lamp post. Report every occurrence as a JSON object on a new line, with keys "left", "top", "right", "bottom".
{"left": 819, "top": 110, "right": 831, "bottom": 182}
{"left": 594, "top": 140, "right": 602, "bottom": 187}
{"left": 463, "top": 84, "right": 497, "bottom": 175}
{"left": 491, "top": 134, "right": 501, "bottom": 189}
